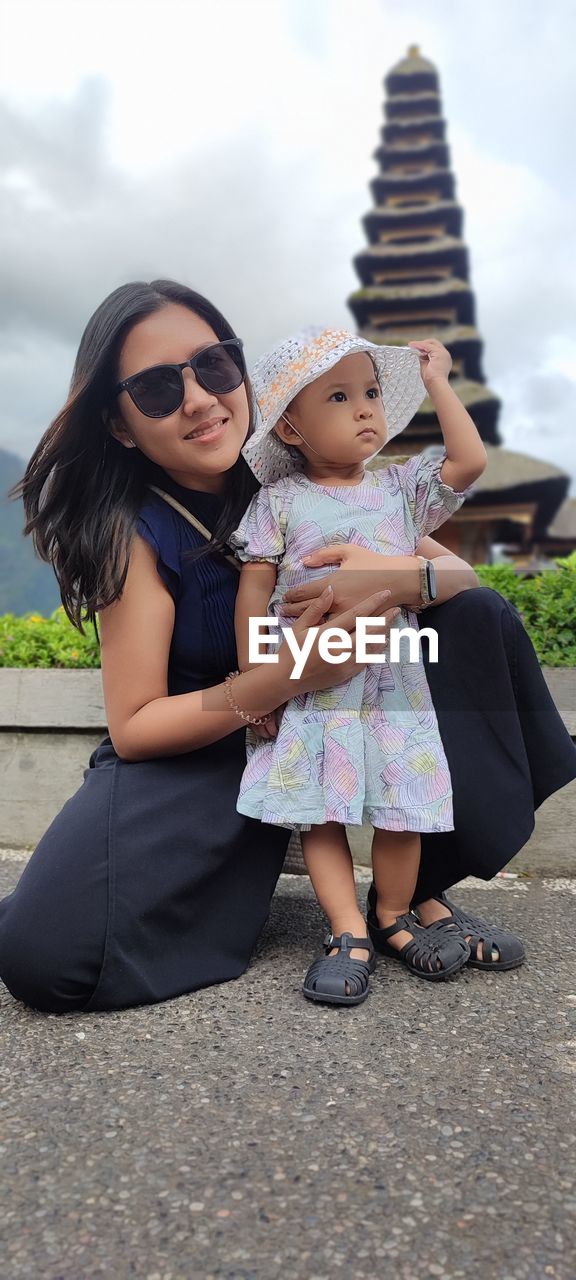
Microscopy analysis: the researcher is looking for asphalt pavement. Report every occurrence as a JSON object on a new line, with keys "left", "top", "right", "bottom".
{"left": 1, "top": 850, "right": 575, "bottom": 1280}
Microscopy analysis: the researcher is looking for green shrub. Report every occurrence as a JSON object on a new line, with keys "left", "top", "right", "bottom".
{"left": 475, "top": 553, "right": 576, "bottom": 667}
{"left": 0, "top": 609, "right": 100, "bottom": 668}
{"left": 1, "top": 553, "right": 575, "bottom": 667}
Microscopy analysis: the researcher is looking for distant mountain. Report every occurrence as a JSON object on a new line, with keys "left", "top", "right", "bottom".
{"left": 0, "top": 448, "right": 61, "bottom": 615}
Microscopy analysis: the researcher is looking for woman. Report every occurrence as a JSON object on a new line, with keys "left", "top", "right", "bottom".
{"left": 0, "top": 280, "right": 574, "bottom": 1012}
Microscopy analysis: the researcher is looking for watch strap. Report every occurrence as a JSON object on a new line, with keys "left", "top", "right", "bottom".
{"left": 415, "top": 555, "right": 431, "bottom": 608}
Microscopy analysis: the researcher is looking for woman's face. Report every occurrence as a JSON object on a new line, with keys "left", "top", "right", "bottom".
{"left": 112, "top": 303, "right": 250, "bottom": 492}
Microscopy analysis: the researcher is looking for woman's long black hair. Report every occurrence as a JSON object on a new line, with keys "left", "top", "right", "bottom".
{"left": 13, "top": 280, "right": 259, "bottom": 630}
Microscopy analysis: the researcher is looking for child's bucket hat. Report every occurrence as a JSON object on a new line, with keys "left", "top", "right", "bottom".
{"left": 242, "top": 326, "right": 426, "bottom": 485}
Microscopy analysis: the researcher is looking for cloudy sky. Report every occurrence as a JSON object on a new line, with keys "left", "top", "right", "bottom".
{"left": 1, "top": 0, "right": 575, "bottom": 490}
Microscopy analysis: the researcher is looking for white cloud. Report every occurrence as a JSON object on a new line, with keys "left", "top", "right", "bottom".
{"left": 0, "top": 0, "right": 575, "bottom": 494}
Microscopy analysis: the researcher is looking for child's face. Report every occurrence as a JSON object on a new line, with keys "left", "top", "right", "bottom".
{"left": 274, "top": 353, "right": 387, "bottom": 469}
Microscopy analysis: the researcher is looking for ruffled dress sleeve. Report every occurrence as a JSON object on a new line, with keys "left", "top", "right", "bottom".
{"left": 400, "top": 450, "right": 473, "bottom": 541}
{"left": 229, "top": 485, "right": 286, "bottom": 564}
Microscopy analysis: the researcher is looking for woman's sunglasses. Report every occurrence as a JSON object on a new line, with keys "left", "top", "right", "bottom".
{"left": 116, "top": 339, "right": 246, "bottom": 419}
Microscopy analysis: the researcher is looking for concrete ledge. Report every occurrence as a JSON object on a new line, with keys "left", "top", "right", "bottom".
{"left": 0, "top": 668, "right": 105, "bottom": 728}
{"left": 0, "top": 730, "right": 104, "bottom": 847}
{"left": 0, "top": 669, "right": 108, "bottom": 847}
{"left": 2, "top": 666, "right": 574, "bottom": 732}
{"left": 542, "top": 668, "right": 576, "bottom": 735}
{"left": 0, "top": 666, "right": 575, "bottom": 861}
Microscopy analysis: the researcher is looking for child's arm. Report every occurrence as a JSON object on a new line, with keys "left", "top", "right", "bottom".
{"left": 409, "top": 339, "right": 487, "bottom": 491}
{"left": 235, "top": 561, "right": 279, "bottom": 672}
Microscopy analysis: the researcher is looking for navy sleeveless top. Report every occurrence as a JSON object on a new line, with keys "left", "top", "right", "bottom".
{"left": 137, "top": 475, "right": 240, "bottom": 696}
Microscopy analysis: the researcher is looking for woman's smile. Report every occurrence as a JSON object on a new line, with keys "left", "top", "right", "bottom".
{"left": 183, "top": 416, "right": 228, "bottom": 443}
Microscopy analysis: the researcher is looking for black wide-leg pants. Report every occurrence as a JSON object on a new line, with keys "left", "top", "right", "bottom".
{"left": 0, "top": 735, "right": 289, "bottom": 1014}
{"left": 415, "top": 586, "right": 576, "bottom": 902}
{"left": 0, "top": 588, "right": 574, "bottom": 1013}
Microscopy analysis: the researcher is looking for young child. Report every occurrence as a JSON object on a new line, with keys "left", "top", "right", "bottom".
{"left": 230, "top": 327, "right": 487, "bottom": 1005}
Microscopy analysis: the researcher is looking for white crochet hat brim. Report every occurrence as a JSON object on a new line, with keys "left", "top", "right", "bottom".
{"left": 242, "top": 326, "right": 426, "bottom": 485}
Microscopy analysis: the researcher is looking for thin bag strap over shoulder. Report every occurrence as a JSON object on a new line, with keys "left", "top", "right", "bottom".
{"left": 147, "top": 485, "right": 241, "bottom": 571}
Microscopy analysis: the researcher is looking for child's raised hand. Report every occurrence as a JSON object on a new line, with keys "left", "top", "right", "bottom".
{"left": 408, "top": 339, "right": 452, "bottom": 390}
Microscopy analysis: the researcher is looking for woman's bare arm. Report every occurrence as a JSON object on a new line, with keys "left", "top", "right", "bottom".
{"left": 281, "top": 537, "right": 479, "bottom": 615}
{"left": 99, "top": 537, "right": 290, "bottom": 761}
{"left": 99, "top": 536, "right": 394, "bottom": 762}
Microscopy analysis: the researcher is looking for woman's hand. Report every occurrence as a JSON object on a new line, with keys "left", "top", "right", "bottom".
{"left": 408, "top": 338, "right": 452, "bottom": 391}
{"left": 281, "top": 543, "right": 422, "bottom": 614}
{"left": 275, "top": 584, "right": 400, "bottom": 701}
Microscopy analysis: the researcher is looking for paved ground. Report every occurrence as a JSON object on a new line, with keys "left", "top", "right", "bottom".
{"left": 1, "top": 852, "right": 575, "bottom": 1280}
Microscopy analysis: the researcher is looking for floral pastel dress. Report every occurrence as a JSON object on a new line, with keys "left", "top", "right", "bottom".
{"left": 229, "top": 452, "right": 469, "bottom": 833}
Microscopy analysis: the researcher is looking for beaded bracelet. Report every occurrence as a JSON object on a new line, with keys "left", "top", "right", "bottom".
{"left": 224, "top": 671, "right": 273, "bottom": 726}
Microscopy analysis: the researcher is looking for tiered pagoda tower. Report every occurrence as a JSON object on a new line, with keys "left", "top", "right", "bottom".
{"left": 348, "top": 45, "right": 500, "bottom": 451}
{"left": 349, "top": 46, "right": 573, "bottom": 563}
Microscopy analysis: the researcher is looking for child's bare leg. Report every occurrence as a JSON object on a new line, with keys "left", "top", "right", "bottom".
{"left": 372, "top": 829, "right": 421, "bottom": 951}
{"left": 302, "top": 822, "right": 369, "bottom": 960}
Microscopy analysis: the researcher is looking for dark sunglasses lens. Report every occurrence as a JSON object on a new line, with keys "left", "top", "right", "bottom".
{"left": 195, "top": 343, "right": 245, "bottom": 393}
{"left": 129, "top": 367, "right": 183, "bottom": 417}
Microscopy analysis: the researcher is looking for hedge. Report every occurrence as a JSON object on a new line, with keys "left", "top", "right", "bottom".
{"left": 0, "top": 610, "right": 100, "bottom": 669}
{"left": 1, "top": 553, "right": 575, "bottom": 668}
{"left": 474, "top": 553, "right": 576, "bottom": 666}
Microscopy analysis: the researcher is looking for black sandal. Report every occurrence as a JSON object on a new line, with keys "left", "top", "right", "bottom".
{"left": 367, "top": 906, "right": 470, "bottom": 981}
{"left": 425, "top": 896, "right": 526, "bottom": 971}
{"left": 302, "top": 933, "right": 376, "bottom": 1006}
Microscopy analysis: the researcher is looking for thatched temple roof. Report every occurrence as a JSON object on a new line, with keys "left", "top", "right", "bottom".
{"left": 363, "top": 324, "right": 479, "bottom": 345}
{"left": 475, "top": 445, "right": 566, "bottom": 491}
{"left": 350, "top": 278, "right": 470, "bottom": 301}
{"left": 419, "top": 379, "right": 498, "bottom": 413}
{"left": 357, "top": 235, "right": 465, "bottom": 259}
{"left": 367, "top": 199, "right": 459, "bottom": 220}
